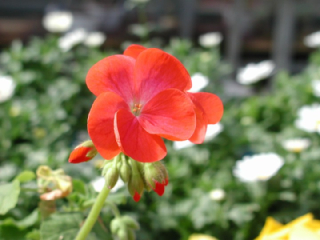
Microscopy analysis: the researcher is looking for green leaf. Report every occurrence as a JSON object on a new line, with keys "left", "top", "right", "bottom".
{"left": 26, "top": 230, "right": 41, "bottom": 240}
{"left": 14, "top": 171, "right": 36, "bottom": 183}
{"left": 0, "top": 225, "right": 28, "bottom": 240}
{"left": 0, "top": 209, "right": 39, "bottom": 229}
{"left": 40, "top": 213, "right": 97, "bottom": 240}
{"left": 0, "top": 180, "right": 20, "bottom": 215}
{"left": 72, "top": 179, "right": 86, "bottom": 194}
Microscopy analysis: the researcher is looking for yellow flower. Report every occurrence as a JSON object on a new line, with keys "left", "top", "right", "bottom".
{"left": 256, "top": 213, "right": 320, "bottom": 240}
{"left": 188, "top": 234, "right": 218, "bottom": 240}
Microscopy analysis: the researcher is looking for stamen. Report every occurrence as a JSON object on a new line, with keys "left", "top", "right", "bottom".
{"left": 132, "top": 103, "right": 143, "bottom": 116}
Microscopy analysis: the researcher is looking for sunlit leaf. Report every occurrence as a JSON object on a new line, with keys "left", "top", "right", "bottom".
{"left": 0, "top": 180, "right": 20, "bottom": 215}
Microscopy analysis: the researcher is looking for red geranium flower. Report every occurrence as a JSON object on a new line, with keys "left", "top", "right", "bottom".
{"left": 124, "top": 45, "right": 224, "bottom": 144}
{"left": 86, "top": 45, "right": 198, "bottom": 163}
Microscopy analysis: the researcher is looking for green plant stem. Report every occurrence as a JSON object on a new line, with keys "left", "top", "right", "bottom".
{"left": 106, "top": 201, "right": 121, "bottom": 218}
{"left": 75, "top": 185, "right": 111, "bottom": 240}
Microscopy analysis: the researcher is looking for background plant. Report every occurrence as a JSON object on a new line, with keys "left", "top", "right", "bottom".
{"left": 1, "top": 34, "right": 320, "bottom": 240}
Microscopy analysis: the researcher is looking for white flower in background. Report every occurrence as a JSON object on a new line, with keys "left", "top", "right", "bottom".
{"left": 0, "top": 75, "right": 15, "bottom": 103}
{"left": 43, "top": 11, "right": 73, "bottom": 33}
{"left": 173, "top": 123, "right": 223, "bottom": 149}
{"left": 199, "top": 32, "right": 222, "bottom": 48}
{"left": 209, "top": 188, "right": 225, "bottom": 201}
{"left": 233, "top": 153, "right": 284, "bottom": 182}
{"left": 84, "top": 32, "right": 106, "bottom": 47}
{"left": 312, "top": 80, "right": 320, "bottom": 97}
{"left": 295, "top": 104, "right": 320, "bottom": 133}
{"left": 282, "top": 138, "right": 311, "bottom": 152}
{"left": 58, "top": 28, "right": 87, "bottom": 51}
{"left": 91, "top": 177, "right": 125, "bottom": 193}
{"left": 189, "top": 73, "right": 209, "bottom": 92}
{"left": 237, "top": 60, "right": 275, "bottom": 85}
{"left": 304, "top": 31, "right": 320, "bottom": 48}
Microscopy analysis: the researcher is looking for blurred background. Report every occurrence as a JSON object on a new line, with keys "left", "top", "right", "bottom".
{"left": 1, "top": 0, "right": 320, "bottom": 240}
{"left": 1, "top": 0, "right": 320, "bottom": 72}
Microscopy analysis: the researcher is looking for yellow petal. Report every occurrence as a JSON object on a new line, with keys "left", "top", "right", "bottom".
{"left": 289, "top": 226, "right": 320, "bottom": 240}
{"left": 306, "top": 220, "right": 320, "bottom": 231}
{"left": 286, "top": 213, "right": 314, "bottom": 229}
{"left": 255, "top": 217, "right": 283, "bottom": 240}
{"left": 259, "top": 214, "right": 313, "bottom": 240}
{"left": 188, "top": 234, "right": 218, "bottom": 240}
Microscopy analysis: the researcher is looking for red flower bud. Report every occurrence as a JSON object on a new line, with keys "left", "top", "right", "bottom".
{"left": 154, "top": 181, "right": 165, "bottom": 196}
{"left": 143, "top": 161, "right": 169, "bottom": 197}
{"left": 68, "top": 140, "right": 97, "bottom": 164}
{"left": 133, "top": 192, "right": 141, "bottom": 202}
{"left": 128, "top": 160, "right": 144, "bottom": 202}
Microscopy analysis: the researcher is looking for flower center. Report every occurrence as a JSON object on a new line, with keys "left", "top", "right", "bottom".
{"left": 132, "top": 103, "right": 142, "bottom": 116}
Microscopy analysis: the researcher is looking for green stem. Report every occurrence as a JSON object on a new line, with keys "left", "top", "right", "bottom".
{"left": 106, "top": 201, "right": 121, "bottom": 218}
{"left": 75, "top": 185, "right": 111, "bottom": 240}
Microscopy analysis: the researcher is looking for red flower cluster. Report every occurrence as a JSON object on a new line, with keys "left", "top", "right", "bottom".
{"left": 86, "top": 44, "right": 223, "bottom": 163}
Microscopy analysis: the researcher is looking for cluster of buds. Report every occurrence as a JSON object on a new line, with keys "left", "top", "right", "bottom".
{"left": 36, "top": 165, "right": 73, "bottom": 201}
{"left": 102, "top": 154, "right": 169, "bottom": 202}
{"left": 68, "top": 140, "right": 169, "bottom": 202}
{"left": 110, "top": 216, "right": 140, "bottom": 240}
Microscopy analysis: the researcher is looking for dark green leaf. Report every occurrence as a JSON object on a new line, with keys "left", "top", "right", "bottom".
{"left": 0, "top": 209, "right": 39, "bottom": 229}
{"left": 40, "top": 213, "right": 97, "bottom": 240}
{"left": 72, "top": 179, "right": 86, "bottom": 194}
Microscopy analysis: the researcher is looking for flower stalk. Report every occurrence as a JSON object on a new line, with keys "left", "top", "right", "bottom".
{"left": 75, "top": 185, "right": 111, "bottom": 240}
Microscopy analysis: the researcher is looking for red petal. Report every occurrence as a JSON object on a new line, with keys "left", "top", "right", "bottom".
{"left": 188, "top": 92, "right": 223, "bottom": 124}
{"left": 114, "top": 109, "right": 167, "bottom": 163}
{"left": 86, "top": 55, "right": 135, "bottom": 103}
{"left": 133, "top": 192, "right": 141, "bottom": 202}
{"left": 189, "top": 104, "right": 209, "bottom": 144}
{"left": 68, "top": 146, "right": 92, "bottom": 164}
{"left": 123, "top": 44, "right": 147, "bottom": 59}
{"left": 134, "top": 48, "right": 192, "bottom": 103}
{"left": 88, "top": 92, "right": 129, "bottom": 160}
{"left": 164, "top": 178, "right": 169, "bottom": 186}
{"left": 139, "top": 89, "right": 196, "bottom": 141}
{"left": 154, "top": 181, "right": 165, "bottom": 196}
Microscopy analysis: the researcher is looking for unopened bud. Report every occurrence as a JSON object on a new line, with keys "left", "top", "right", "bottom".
{"left": 110, "top": 216, "right": 139, "bottom": 240}
{"left": 103, "top": 156, "right": 121, "bottom": 190}
{"left": 119, "top": 156, "right": 131, "bottom": 183}
{"left": 143, "top": 161, "right": 169, "bottom": 196}
{"left": 118, "top": 228, "right": 128, "bottom": 240}
{"left": 102, "top": 159, "right": 115, "bottom": 176}
{"left": 110, "top": 218, "right": 122, "bottom": 235}
{"left": 128, "top": 161, "right": 144, "bottom": 202}
{"left": 121, "top": 216, "right": 140, "bottom": 230}
{"left": 68, "top": 140, "right": 97, "bottom": 164}
{"left": 105, "top": 166, "right": 120, "bottom": 189}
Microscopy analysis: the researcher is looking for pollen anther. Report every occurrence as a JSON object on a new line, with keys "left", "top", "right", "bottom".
{"left": 132, "top": 103, "right": 142, "bottom": 116}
